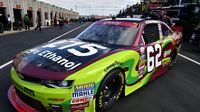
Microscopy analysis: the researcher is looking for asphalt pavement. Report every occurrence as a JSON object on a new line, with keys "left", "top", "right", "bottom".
{"left": 0, "top": 22, "right": 91, "bottom": 112}
{"left": 0, "top": 22, "right": 200, "bottom": 112}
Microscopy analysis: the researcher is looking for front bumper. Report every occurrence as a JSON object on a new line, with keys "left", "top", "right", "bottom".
{"left": 8, "top": 85, "right": 38, "bottom": 112}
{"left": 8, "top": 67, "right": 96, "bottom": 112}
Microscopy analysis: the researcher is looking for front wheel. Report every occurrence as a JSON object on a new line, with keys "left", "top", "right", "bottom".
{"left": 96, "top": 69, "right": 124, "bottom": 112}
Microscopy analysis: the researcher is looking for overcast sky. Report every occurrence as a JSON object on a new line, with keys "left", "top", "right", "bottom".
{"left": 38, "top": 0, "right": 140, "bottom": 16}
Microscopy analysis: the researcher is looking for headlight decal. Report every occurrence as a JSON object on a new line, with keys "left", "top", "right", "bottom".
{"left": 44, "top": 80, "right": 74, "bottom": 88}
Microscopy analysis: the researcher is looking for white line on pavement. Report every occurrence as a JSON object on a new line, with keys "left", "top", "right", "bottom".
{"left": 0, "top": 60, "right": 13, "bottom": 70}
{"left": 48, "top": 23, "right": 89, "bottom": 42}
{"left": 0, "top": 23, "right": 89, "bottom": 70}
{"left": 178, "top": 54, "right": 200, "bottom": 66}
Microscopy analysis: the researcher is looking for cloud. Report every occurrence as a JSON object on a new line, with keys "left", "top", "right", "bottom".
{"left": 38, "top": 0, "right": 139, "bottom": 15}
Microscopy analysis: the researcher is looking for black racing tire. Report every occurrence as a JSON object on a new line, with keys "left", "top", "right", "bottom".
{"left": 96, "top": 69, "right": 124, "bottom": 112}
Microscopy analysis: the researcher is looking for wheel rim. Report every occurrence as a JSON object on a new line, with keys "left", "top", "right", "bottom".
{"left": 101, "top": 73, "right": 122, "bottom": 109}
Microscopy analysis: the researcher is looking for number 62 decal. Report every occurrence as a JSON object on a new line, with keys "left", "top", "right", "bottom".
{"left": 147, "top": 44, "right": 162, "bottom": 72}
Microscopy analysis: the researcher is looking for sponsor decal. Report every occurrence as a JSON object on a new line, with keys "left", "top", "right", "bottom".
{"left": 70, "top": 102, "right": 89, "bottom": 110}
{"left": 96, "top": 21, "right": 138, "bottom": 27}
{"left": 98, "top": 21, "right": 121, "bottom": 25}
{"left": 71, "top": 97, "right": 92, "bottom": 104}
{"left": 139, "top": 60, "right": 146, "bottom": 67}
{"left": 164, "top": 50, "right": 171, "bottom": 57}
{"left": 35, "top": 50, "right": 81, "bottom": 70}
{"left": 22, "top": 87, "right": 35, "bottom": 97}
{"left": 139, "top": 49, "right": 147, "bottom": 78}
{"left": 71, "top": 82, "right": 95, "bottom": 104}
{"left": 139, "top": 71, "right": 144, "bottom": 78}
{"left": 140, "top": 54, "right": 146, "bottom": 60}
{"left": 48, "top": 98, "right": 65, "bottom": 102}
{"left": 13, "top": 81, "right": 35, "bottom": 97}
{"left": 104, "top": 61, "right": 121, "bottom": 72}
{"left": 139, "top": 47, "right": 146, "bottom": 70}
{"left": 17, "top": 86, "right": 34, "bottom": 97}
{"left": 138, "top": 61, "right": 145, "bottom": 79}
{"left": 140, "top": 47, "right": 145, "bottom": 54}
{"left": 139, "top": 60, "right": 145, "bottom": 70}
{"left": 72, "top": 89, "right": 94, "bottom": 98}
{"left": 139, "top": 64, "right": 145, "bottom": 71}
{"left": 74, "top": 82, "right": 95, "bottom": 92}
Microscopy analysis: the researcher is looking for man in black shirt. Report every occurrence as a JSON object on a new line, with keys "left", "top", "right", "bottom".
{"left": 158, "top": 9, "right": 172, "bottom": 26}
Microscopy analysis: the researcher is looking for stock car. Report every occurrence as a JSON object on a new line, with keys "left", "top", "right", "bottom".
{"left": 8, "top": 18, "right": 182, "bottom": 112}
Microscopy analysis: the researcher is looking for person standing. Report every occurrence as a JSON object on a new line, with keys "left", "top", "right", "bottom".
{"left": 54, "top": 17, "right": 57, "bottom": 26}
{"left": 158, "top": 9, "right": 172, "bottom": 26}
{"left": 64, "top": 18, "right": 69, "bottom": 28}
{"left": 34, "top": 17, "right": 42, "bottom": 31}
{"left": 58, "top": 17, "right": 63, "bottom": 29}
{"left": 0, "top": 14, "right": 4, "bottom": 33}
{"left": 7, "top": 14, "right": 11, "bottom": 31}
{"left": 24, "top": 14, "right": 30, "bottom": 30}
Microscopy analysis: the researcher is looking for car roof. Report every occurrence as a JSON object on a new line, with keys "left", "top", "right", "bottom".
{"left": 101, "top": 18, "right": 144, "bottom": 23}
{"left": 100, "top": 18, "right": 167, "bottom": 27}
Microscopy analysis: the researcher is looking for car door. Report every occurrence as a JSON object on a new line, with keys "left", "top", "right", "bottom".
{"left": 159, "top": 23, "right": 176, "bottom": 66}
{"left": 138, "top": 23, "right": 163, "bottom": 79}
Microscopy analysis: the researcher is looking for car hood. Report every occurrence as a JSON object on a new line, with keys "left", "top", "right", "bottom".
{"left": 13, "top": 39, "right": 124, "bottom": 80}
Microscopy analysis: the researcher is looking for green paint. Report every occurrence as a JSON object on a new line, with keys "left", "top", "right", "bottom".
{"left": 162, "top": 37, "right": 173, "bottom": 48}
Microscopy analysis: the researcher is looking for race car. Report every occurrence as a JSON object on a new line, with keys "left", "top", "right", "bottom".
{"left": 8, "top": 18, "right": 182, "bottom": 112}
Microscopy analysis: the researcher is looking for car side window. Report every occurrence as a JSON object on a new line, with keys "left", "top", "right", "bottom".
{"left": 143, "top": 23, "right": 160, "bottom": 44}
{"left": 161, "top": 24, "right": 172, "bottom": 38}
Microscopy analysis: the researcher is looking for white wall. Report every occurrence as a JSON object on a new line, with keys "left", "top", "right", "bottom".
{"left": 0, "top": 0, "right": 79, "bottom": 29}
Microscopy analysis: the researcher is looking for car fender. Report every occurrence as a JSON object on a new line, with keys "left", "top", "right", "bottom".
{"left": 65, "top": 50, "right": 140, "bottom": 94}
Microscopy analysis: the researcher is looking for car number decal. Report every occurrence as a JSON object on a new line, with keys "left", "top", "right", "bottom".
{"left": 68, "top": 44, "right": 107, "bottom": 56}
{"left": 42, "top": 40, "right": 107, "bottom": 56}
{"left": 147, "top": 44, "right": 162, "bottom": 72}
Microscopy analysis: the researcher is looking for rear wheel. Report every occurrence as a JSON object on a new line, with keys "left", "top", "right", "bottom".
{"left": 96, "top": 69, "right": 124, "bottom": 112}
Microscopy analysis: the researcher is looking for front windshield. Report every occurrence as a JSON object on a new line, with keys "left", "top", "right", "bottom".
{"left": 77, "top": 21, "right": 139, "bottom": 46}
